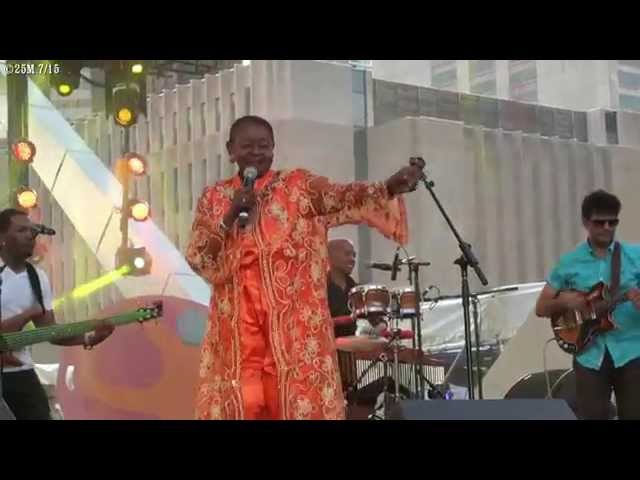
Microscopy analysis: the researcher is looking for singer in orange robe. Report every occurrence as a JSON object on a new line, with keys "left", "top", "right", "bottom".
{"left": 186, "top": 115, "right": 423, "bottom": 420}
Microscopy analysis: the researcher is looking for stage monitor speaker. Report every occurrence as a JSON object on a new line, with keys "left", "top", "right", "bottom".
{"left": 388, "top": 399, "right": 576, "bottom": 420}
{"left": 0, "top": 399, "right": 15, "bottom": 420}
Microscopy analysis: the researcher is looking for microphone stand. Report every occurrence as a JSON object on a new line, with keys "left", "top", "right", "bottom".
{"left": 419, "top": 172, "right": 488, "bottom": 400}
{"left": 471, "top": 295, "right": 483, "bottom": 399}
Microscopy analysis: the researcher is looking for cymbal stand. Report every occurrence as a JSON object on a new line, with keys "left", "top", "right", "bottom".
{"left": 407, "top": 259, "right": 430, "bottom": 398}
{"left": 345, "top": 318, "right": 405, "bottom": 420}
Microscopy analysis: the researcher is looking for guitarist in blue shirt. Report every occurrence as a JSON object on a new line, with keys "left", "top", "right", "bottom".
{"left": 535, "top": 190, "right": 640, "bottom": 420}
{"left": 0, "top": 208, "right": 114, "bottom": 419}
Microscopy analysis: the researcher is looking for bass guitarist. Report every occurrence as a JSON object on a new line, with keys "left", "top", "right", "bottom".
{"left": 0, "top": 208, "right": 113, "bottom": 420}
{"left": 535, "top": 190, "right": 640, "bottom": 419}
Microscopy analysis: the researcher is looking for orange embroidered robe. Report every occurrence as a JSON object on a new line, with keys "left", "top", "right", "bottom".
{"left": 186, "top": 168, "right": 407, "bottom": 419}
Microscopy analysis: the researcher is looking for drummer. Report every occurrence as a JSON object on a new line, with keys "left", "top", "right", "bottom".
{"left": 327, "top": 238, "right": 387, "bottom": 338}
{"left": 327, "top": 238, "right": 394, "bottom": 412}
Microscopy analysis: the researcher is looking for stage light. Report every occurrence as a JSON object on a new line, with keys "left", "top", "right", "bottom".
{"left": 116, "top": 107, "right": 134, "bottom": 126}
{"left": 133, "top": 256, "right": 146, "bottom": 269}
{"left": 50, "top": 61, "right": 82, "bottom": 97}
{"left": 58, "top": 83, "right": 72, "bottom": 96}
{"left": 105, "top": 61, "right": 147, "bottom": 126}
{"left": 16, "top": 187, "right": 38, "bottom": 209}
{"left": 130, "top": 200, "right": 150, "bottom": 222}
{"left": 124, "top": 153, "right": 147, "bottom": 176}
{"left": 112, "top": 83, "right": 141, "bottom": 127}
{"left": 11, "top": 138, "right": 36, "bottom": 164}
{"left": 116, "top": 246, "right": 152, "bottom": 276}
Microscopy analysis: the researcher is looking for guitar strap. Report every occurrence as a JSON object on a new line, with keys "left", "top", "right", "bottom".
{"left": 610, "top": 241, "right": 621, "bottom": 298}
{"left": 25, "top": 262, "right": 45, "bottom": 315}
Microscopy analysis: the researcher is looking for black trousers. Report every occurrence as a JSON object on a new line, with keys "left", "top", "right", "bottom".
{"left": 1, "top": 369, "right": 51, "bottom": 420}
{"left": 574, "top": 349, "right": 640, "bottom": 420}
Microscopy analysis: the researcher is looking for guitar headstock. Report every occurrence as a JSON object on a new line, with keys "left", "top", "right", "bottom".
{"left": 136, "top": 301, "right": 163, "bottom": 323}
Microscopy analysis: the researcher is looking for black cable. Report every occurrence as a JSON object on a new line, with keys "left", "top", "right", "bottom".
{"left": 79, "top": 72, "right": 106, "bottom": 88}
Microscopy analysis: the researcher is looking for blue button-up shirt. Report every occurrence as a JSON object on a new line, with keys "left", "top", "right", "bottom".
{"left": 547, "top": 240, "right": 640, "bottom": 369}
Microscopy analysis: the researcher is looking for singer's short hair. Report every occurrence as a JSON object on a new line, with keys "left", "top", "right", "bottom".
{"left": 228, "top": 115, "right": 275, "bottom": 144}
{"left": 581, "top": 190, "right": 621, "bottom": 220}
{"left": 0, "top": 208, "right": 28, "bottom": 234}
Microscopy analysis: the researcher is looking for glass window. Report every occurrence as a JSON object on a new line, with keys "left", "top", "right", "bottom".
{"left": 172, "top": 111, "right": 177, "bottom": 145}
{"left": 200, "top": 102, "right": 206, "bottom": 136}
{"left": 230, "top": 93, "right": 236, "bottom": 122}
{"left": 620, "top": 94, "right": 640, "bottom": 111}
{"left": 202, "top": 157, "right": 208, "bottom": 186}
{"left": 244, "top": 87, "right": 251, "bottom": 115}
{"left": 188, "top": 162, "right": 194, "bottom": 211}
{"left": 173, "top": 166, "right": 179, "bottom": 213}
{"left": 158, "top": 116, "right": 164, "bottom": 149}
{"left": 186, "top": 106, "right": 192, "bottom": 141}
{"left": 618, "top": 71, "right": 640, "bottom": 91}
{"left": 215, "top": 98, "right": 221, "bottom": 132}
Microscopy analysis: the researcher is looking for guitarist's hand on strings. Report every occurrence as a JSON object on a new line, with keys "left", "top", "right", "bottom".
{"left": 626, "top": 288, "right": 640, "bottom": 310}
{"left": 84, "top": 320, "right": 115, "bottom": 349}
{"left": 560, "top": 291, "right": 590, "bottom": 312}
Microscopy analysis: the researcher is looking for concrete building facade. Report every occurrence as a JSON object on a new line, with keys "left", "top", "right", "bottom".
{"left": 372, "top": 60, "right": 640, "bottom": 112}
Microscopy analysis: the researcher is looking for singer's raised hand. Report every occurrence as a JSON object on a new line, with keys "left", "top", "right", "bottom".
{"left": 229, "top": 187, "right": 257, "bottom": 220}
{"left": 385, "top": 158, "right": 426, "bottom": 195}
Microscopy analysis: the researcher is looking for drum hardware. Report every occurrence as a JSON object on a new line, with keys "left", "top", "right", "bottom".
{"left": 344, "top": 318, "right": 412, "bottom": 419}
{"left": 368, "top": 247, "right": 432, "bottom": 399}
{"left": 341, "top": 278, "right": 446, "bottom": 417}
{"left": 407, "top": 258, "right": 428, "bottom": 398}
{"left": 422, "top": 285, "right": 519, "bottom": 399}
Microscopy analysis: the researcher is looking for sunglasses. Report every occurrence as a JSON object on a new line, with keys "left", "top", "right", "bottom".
{"left": 591, "top": 218, "right": 619, "bottom": 227}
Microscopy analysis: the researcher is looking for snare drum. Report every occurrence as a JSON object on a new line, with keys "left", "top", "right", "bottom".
{"left": 393, "top": 287, "right": 418, "bottom": 318}
{"left": 348, "top": 285, "right": 390, "bottom": 320}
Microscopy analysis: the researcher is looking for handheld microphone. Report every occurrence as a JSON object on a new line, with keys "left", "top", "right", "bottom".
{"left": 31, "top": 224, "right": 56, "bottom": 236}
{"left": 391, "top": 247, "right": 400, "bottom": 281}
{"left": 238, "top": 166, "right": 258, "bottom": 228}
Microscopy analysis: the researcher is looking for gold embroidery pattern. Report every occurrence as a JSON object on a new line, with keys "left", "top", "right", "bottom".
{"left": 193, "top": 168, "right": 407, "bottom": 420}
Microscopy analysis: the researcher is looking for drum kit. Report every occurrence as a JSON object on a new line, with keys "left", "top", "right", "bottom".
{"left": 333, "top": 156, "right": 493, "bottom": 418}
{"left": 335, "top": 280, "right": 447, "bottom": 419}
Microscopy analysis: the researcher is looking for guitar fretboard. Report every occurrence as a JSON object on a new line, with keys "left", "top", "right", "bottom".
{"left": 0, "top": 309, "right": 156, "bottom": 352}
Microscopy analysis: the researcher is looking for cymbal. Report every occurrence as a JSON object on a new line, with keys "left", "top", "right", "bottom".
{"left": 335, "top": 336, "right": 388, "bottom": 353}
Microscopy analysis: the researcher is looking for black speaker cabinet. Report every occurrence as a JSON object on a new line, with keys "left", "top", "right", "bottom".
{"left": 388, "top": 399, "right": 576, "bottom": 420}
{"left": 0, "top": 398, "right": 15, "bottom": 420}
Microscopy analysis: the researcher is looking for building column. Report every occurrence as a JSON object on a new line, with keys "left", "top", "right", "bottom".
{"left": 496, "top": 60, "right": 510, "bottom": 99}
{"left": 457, "top": 60, "right": 470, "bottom": 93}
